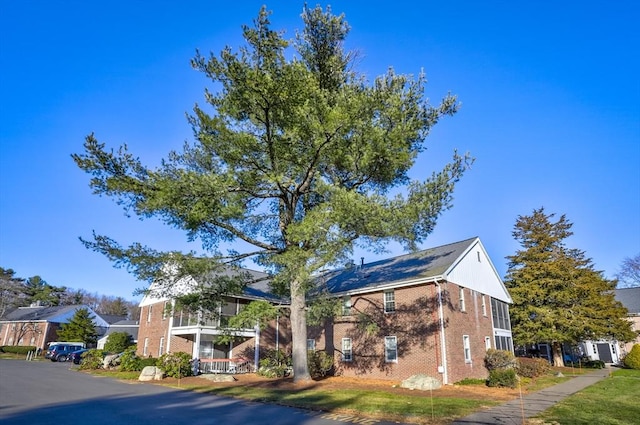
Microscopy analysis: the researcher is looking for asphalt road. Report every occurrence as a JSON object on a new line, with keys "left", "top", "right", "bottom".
{"left": 0, "top": 359, "right": 393, "bottom": 425}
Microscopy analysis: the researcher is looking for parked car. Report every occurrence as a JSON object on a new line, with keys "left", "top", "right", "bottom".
{"left": 69, "top": 348, "right": 89, "bottom": 364}
{"left": 45, "top": 343, "right": 85, "bottom": 362}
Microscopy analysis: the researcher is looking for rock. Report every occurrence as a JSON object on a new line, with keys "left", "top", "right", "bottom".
{"left": 139, "top": 366, "right": 165, "bottom": 381}
{"left": 400, "top": 374, "right": 442, "bottom": 391}
{"left": 102, "top": 353, "right": 122, "bottom": 369}
{"left": 555, "top": 371, "right": 565, "bottom": 377}
{"left": 198, "top": 374, "right": 237, "bottom": 382}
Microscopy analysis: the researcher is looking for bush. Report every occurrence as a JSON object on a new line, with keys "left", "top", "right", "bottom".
{"left": 484, "top": 349, "right": 516, "bottom": 371}
{"left": 158, "top": 352, "right": 192, "bottom": 378}
{"left": 307, "top": 350, "right": 333, "bottom": 378}
{"left": 454, "top": 378, "right": 486, "bottom": 386}
{"left": 516, "top": 357, "right": 551, "bottom": 378}
{"left": 0, "top": 345, "right": 37, "bottom": 355}
{"left": 103, "top": 332, "right": 134, "bottom": 353}
{"left": 487, "top": 368, "right": 518, "bottom": 388}
{"left": 583, "top": 360, "right": 605, "bottom": 369}
{"left": 79, "top": 349, "right": 106, "bottom": 370}
{"left": 257, "top": 349, "right": 291, "bottom": 378}
{"left": 623, "top": 344, "right": 640, "bottom": 369}
{"left": 119, "top": 347, "right": 141, "bottom": 371}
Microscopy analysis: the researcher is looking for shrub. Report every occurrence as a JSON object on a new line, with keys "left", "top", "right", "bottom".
{"left": 257, "top": 349, "right": 291, "bottom": 378}
{"left": 487, "top": 368, "right": 518, "bottom": 388}
{"left": 484, "top": 349, "right": 516, "bottom": 371}
{"left": 79, "top": 349, "right": 105, "bottom": 370}
{"left": 103, "top": 332, "right": 134, "bottom": 353}
{"left": 119, "top": 347, "right": 142, "bottom": 371}
{"left": 583, "top": 360, "right": 605, "bottom": 369}
{"left": 307, "top": 350, "right": 333, "bottom": 378}
{"left": 1, "top": 345, "right": 37, "bottom": 355}
{"left": 516, "top": 357, "right": 551, "bottom": 378}
{"left": 158, "top": 352, "right": 192, "bottom": 378}
{"left": 623, "top": 344, "right": 640, "bottom": 370}
{"left": 455, "top": 378, "right": 486, "bottom": 386}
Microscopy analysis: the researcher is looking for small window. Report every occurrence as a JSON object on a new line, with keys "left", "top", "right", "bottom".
{"left": 143, "top": 338, "right": 149, "bottom": 356}
{"left": 159, "top": 337, "right": 165, "bottom": 356}
{"left": 341, "top": 296, "right": 352, "bottom": 316}
{"left": 459, "top": 287, "right": 466, "bottom": 312}
{"left": 477, "top": 251, "right": 481, "bottom": 262}
{"left": 384, "top": 290, "right": 396, "bottom": 313}
{"left": 385, "top": 336, "right": 398, "bottom": 362}
{"left": 485, "top": 336, "right": 491, "bottom": 351}
{"left": 162, "top": 301, "right": 169, "bottom": 320}
{"left": 463, "top": 335, "right": 471, "bottom": 362}
{"left": 481, "top": 295, "right": 487, "bottom": 316}
{"left": 307, "top": 339, "right": 316, "bottom": 351}
{"left": 342, "top": 338, "right": 352, "bottom": 362}
{"left": 147, "top": 305, "right": 153, "bottom": 323}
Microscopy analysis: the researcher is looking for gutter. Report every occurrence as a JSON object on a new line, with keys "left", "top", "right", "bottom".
{"left": 434, "top": 281, "right": 449, "bottom": 385}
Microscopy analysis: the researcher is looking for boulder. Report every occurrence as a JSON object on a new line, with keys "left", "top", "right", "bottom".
{"left": 102, "top": 353, "right": 122, "bottom": 369}
{"left": 198, "top": 374, "right": 237, "bottom": 382}
{"left": 400, "top": 374, "right": 442, "bottom": 391}
{"left": 139, "top": 366, "right": 165, "bottom": 381}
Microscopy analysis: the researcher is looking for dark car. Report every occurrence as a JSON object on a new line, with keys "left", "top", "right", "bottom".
{"left": 69, "top": 348, "right": 89, "bottom": 364}
{"left": 45, "top": 343, "right": 85, "bottom": 362}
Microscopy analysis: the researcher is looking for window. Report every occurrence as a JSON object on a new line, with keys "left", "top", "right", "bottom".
{"left": 307, "top": 339, "right": 316, "bottom": 351}
{"left": 385, "top": 336, "right": 398, "bottom": 362}
{"left": 477, "top": 251, "right": 481, "bottom": 262}
{"left": 147, "top": 305, "right": 153, "bottom": 323}
{"left": 463, "top": 335, "right": 471, "bottom": 362}
{"left": 494, "top": 335, "right": 513, "bottom": 352}
{"left": 342, "top": 338, "right": 352, "bottom": 362}
{"left": 481, "top": 295, "right": 487, "bottom": 316}
{"left": 341, "top": 296, "right": 352, "bottom": 316}
{"left": 159, "top": 337, "right": 165, "bottom": 356}
{"left": 384, "top": 290, "right": 396, "bottom": 313}
{"left": 491, "top": 298, "right": 512, "bottom": 330}
{"left": 162, "top": 301, "right": 168, "bottom": 320}
{"left": 459, "top": 287, "right": 466, "bottom": 312}
{"left": 485, "top": 336, "right": 491, "bottom": 351}
{"left": 143, "top": 338, "right": 149, "bottom": 356}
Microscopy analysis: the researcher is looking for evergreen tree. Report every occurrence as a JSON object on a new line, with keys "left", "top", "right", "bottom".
{"left": 56, "top": 308, "right": 98, "bottom": 345}
{"left": 24, "top": 275, "right": 65, "bottom": 306}
{"left": 103, "top": 331, "right": 134, "bottom": 353}
{"left": 0, "top": 267, "right": 26, "bottom": 317}
{"left": 505, "top": 208, "right": 635, "bottom": 366}
{"left": 72, "top": 6, "right": 470, "bottom": 381}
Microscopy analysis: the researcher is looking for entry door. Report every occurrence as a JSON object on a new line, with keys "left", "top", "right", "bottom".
{"left": 596, "top": 343, "right": 613, "bottom": 363}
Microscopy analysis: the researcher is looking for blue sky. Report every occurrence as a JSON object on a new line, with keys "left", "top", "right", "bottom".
{"left": 1, "top": 1, "right": 638, "bottom": 301}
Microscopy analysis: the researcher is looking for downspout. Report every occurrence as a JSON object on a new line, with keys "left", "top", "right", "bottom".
{"left": 254, "top": 322, "right": 261, "bottom": 372}
{"left": 275, "top": 313, "right": 279, "bottom": 352}
{"left": 166, "top": 300, "right": 174, "bottom": 354}
{"left": 435, "top": 281, "right": 449, "bottom": 385}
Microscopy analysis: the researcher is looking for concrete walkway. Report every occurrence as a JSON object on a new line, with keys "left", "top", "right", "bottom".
{"left": 451, "top": 367, "right": 611, "bottom": 425}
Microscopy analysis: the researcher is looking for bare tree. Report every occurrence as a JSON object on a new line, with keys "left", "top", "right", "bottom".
{"left": 616, "top": 254, "right": 640, "bottom": 288}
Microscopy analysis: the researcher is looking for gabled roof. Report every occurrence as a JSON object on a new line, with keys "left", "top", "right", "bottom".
{"left": 1, "top": 305, "right": 83, "bottom": 322}
{"left": 615, "top": 287, "right": 640, "bottom": 314}
{"left": 322, "top": 237, "right": 478, "bottom": 294}
{"left": 99, "top": 320, "right": 139, "bottom": 341}
{"left": 321, "top": 237, "right": 512, "bottom": 303}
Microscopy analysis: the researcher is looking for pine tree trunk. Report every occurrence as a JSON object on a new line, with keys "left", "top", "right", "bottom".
{"left": 290, "top": 281, "right": 311, "bottom": 382}
{"left": 552, "top": 341, "right": 565, "bottom": 367}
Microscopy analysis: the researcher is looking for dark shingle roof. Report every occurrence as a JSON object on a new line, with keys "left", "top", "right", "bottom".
{"left": 615, "top": 287, "right": 640, "bottom": 314}
{"left": 1, "top": 305, "right": 80, "bottom": 322}
{"left": 321, "top": 237, "right": 478, "bottom": 294}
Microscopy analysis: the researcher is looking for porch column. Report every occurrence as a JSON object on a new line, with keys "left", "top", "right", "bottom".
{"left": 254, "top": 323, "right": 260, "bottom": 372}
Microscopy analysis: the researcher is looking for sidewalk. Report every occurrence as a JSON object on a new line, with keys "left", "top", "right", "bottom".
{"left": 451, "top": 367, "right": 611, "bottom": 425}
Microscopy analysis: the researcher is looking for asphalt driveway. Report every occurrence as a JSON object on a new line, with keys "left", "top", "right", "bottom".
{"left": 0, "top": 359, "right": 392, "bottom": 425}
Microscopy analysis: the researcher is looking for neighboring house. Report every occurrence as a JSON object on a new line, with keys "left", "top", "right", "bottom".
{"left": 615, "top": 287, "right": 640, "bottom": 357}
{"left": 0, "top": 304, "right": 110, "bottom": 350}
{"left": 139, "top": 237, "right": 513, "bottom": 384}
{"left": 96, "top": 320, "right": 140, "bottom": 350}
{"left": 137, "top": 268, "right": 289, "bottom": 373}
{"left": 313, "top": 237, "right": 512, "bottom": 384}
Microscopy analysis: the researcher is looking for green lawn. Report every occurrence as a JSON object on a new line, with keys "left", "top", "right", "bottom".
{"left": 533, "top": 369, "right": 640, "bottom": 425}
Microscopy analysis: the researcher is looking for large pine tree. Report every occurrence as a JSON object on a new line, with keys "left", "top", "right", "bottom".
{"left": 505, "top": 208, "right": 635, "bottom": 366}
{"left": 57, "top": 308, "right": 98, "bottom": 345}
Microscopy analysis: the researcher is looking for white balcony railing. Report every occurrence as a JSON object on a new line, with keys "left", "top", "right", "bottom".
{"left": 198, "top": 358, "right": 252, "bottom": 374}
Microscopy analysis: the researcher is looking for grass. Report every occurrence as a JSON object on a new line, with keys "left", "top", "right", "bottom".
{"left": 533, "top": 368, "right": 640, "bottom": 425}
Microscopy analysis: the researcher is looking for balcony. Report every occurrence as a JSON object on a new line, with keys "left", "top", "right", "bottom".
{"left": 198, "top": 358, "right": 253, "bottom": 374}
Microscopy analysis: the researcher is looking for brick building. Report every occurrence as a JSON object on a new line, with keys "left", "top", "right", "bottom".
{"left": 138, "top": 237, "right": 513, "bottom": 384}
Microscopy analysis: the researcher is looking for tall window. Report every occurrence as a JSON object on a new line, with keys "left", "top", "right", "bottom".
{"left": 459, "top": 287, "right": 466, "bottom": 312}
{"left": 384, "top": 290, "right": 396, "bottom": 313}
{"left": 147, "top": 305, "right": 153, "bottom": 323}
{"left": 481, "top": 295, "right": 487, "bottom": 316}
{"left": 463, "top": 335, "right": 471, "bottom": 362}
{"left": 307, "top": 339, "right": 316, "bottom": 351}
{"left": 491, "top": 298, "right": 512, "bottom": 330}
{"left": 385, "top": 336, "right": 398, "bottom": 362}
{"left": 162, "top": 301, "right": 168, "bottom": 320}
{"left": 143, "top": 338, "right": 149, "bottom": 356}
{"left": 342, "top": 338, "right": 352, "bottom": 362}
{"left": 341, "top": 296, "right": 352, "bottom": 316}
{"left": 159, "top": 337, "right": 165, "bottom": 356}
{"left": 485, "top": 336, "right": 491, "bottom": 351}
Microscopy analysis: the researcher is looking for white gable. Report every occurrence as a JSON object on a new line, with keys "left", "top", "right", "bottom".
{"left": 444, "top": 239, "right": 512, "bottom": 303}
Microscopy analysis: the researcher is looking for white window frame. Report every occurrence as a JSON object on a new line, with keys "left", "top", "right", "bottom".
{"left": 159, "top": 337, "right": 165, "bottom": 356}
{"left": 342, "top": 338, "right": 352, "bottom": 362}
{"left": 307, "top": 339, "right": 316, "bottom": 351}
{"left": 459, "top": 287, "right": 466, "bottom": 312}
{"left": 342, "top": 296, "right": 352, "bottom": 316}
{"left": 143, "top": 337, "right": 149, "bottom": 356}
{"left": 485, "top": 336, "right": 491, "bottom": 351}
{"left": 147, "top": 305, "right": 153, "bottom": 323}
{"left": 463, "top": 335, "right": 471, "bottom": 363}
{"left": 162, "top": 301, "right": 168, "bottom": 320}
{"left": 385, "top": 336, "right": 398, "bottom": 363}
{"left": 384, "top": 290, "right": 396, "bottom": 313}
{"left": 481, "top": 295, "right": 487, "bottom": 316}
